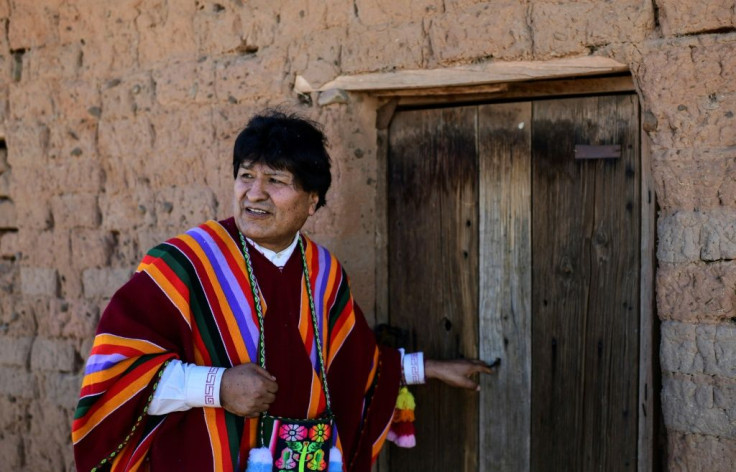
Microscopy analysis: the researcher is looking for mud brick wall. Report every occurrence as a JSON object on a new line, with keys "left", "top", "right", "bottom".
{"left": 0, "top": 0, "right": 733, "bottom": 470}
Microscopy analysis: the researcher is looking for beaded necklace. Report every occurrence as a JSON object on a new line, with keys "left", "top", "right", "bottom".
{"left": 238, "top": 232, "right": 333, "bottom": 415}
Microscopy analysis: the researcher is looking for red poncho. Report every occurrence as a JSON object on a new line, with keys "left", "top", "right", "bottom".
{"left": 72, "top": 218, "right": 401, "bottom": 472}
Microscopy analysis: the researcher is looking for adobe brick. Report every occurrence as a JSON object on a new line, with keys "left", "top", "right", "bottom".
{"left": 20, "top": 267, "right": 58, "bottom": 297}
{"left": 532, "top": 1, "right": 652, "bottom": 59}
{"left": 192, "top": 4, "right": 246, "bottom": 56}
{"left": 637, "top": 35, "right": 736, "bottom": 149}
{"left": 155, "top": 185, "right": 218, "bottom": 228}
{"left": 0, "top": 199, "right": 16, "bottom": 228}
{"left": 82, "top": 267, "right": 133, "bottom": 298}
{"left": 149, "top": 108, "right": 214, "bottom": 186}
{"left": 662, "top": 373, "right": 736, "bottom": 438}
{"left": 353, "top": 0, "right": 440, "bottom": 26}
{"left": 657, "top": 209, "right": 736, "bottom": 264}
{"left": 58, "top": 264, "right": 84, "bottom": 300}
{"left": 658, "top": 0, "right": 735, "bottom": 37}
{"left": 42, "top": 298, "right": 100, "bottom": 340}
{"left": 97, "top": 116, "right": 155, "bottom": 190}
{"left": 99, "top": 186, "right": 156, "bottom": 231}
{"left": 5, "top": 121, "right": 50, "bottom": 168}
{"left": 429, "top": 2, "right": 531, "bottom": 64}
{"left": 43, "top": 372, "right": 84, "bottom": 409}
{"left": 25, "top": 42, "right": 84, "bottom": 81}
{"left": 657, "top": 261, "right": 736, "bottom": 323}
{"left": 136, "top": 2, "right": 198, "bottom": 67}
{"left": 8, "top": 81, "right": 56, "bottom": 122}
{"left": 12, "top": 197, "right": 52, "bottom": 231}
{"left": 661, "top": 321, "right": 736, "bottom": 379}
{"left": 0, "top": 365, "right": 37, "bottom": 398}
{"left": 50, "top": 193, "right": 101, "bottom": 230}
{"left": 0, "top": 395, "right": 28, "bottom": 431}
{"left": 100, "top": 72, "right": 156, "bottom": 120}
{"left": 0, "top": 433, "right": 23, "bottom": 471}
{"left": 0, "top": 336, "right": 32, "bottom": 367}
{"left": 668, "top": 432, "right": 736, "bottom": 472}
{"left": 30, "top": 337, "right": 76, "bottom": 373}
{"left": 153, "top": 59, "right": 216, "bottom": 107}
{"left": 213, "top": 53, "right": 286, "bottom": 103}
{"left": 56, "top": 80, "right": 101, "bottom": 123}
{"left": 26, "top": 401, "right": 75, "bottom": 471}
{"left": 46, "top": 158, "right": 104, "bottom": 195}
{"left": 341, "top": 22, "right": 424, "bottom": 73}
{"left": 0, "top": 296, "right": 42, "bottom": 338}
{"left": 288, "top": 29, "right": 343, "bottom": 88}
{"left": 61, "top": 299, "right": 99, "bottom": 340}
{"left": 652, "top": 148, "right": 736, "bottom": 212}
{"left": 0, "top": 230, "right": 19, "bottom": 258}
{"left": 7, "top": 0, "right": 61, "bottom": 49}
{"left": 0, "top": 170, "right": 10, "bottom": 198}
{"left": 70, "top": 229, "right": 114, "bottom": 269}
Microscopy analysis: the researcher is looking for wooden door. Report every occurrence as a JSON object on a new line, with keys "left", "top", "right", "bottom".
{"left": 387, "top": 94, "right": 643, "bottom": 472}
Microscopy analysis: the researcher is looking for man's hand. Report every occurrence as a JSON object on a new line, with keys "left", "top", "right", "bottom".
{"left": 424, "top": 358, "right": 497, "bottom": 391}
{"left": 220, "top": 363, "right": 278, "bottom": 417}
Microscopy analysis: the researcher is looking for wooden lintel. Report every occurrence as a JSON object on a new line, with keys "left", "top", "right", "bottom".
{"left": 374, "top": 83, "right": 508, "bottom": 98}
{"left": 318, "top": 56, "right": 628, "bottom": 92}
{"left": 394, "top": 75, "right": 635, "bottom": 107}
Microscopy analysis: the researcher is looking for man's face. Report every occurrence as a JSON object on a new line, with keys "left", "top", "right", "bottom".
{"left": 233, "top": 161, "right": 318, "bottom": 252}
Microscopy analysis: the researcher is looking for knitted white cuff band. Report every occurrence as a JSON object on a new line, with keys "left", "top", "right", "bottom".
{"left": 403, "top": 352, "right": 425, "bottom": 385}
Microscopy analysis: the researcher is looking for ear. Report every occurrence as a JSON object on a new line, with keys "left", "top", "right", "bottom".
{"left": 308, "top": 192, "right": 319, "bottom": 216}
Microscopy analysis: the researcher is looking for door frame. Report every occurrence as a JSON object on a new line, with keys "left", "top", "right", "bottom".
{"left": 368, "top": 73, "right": 657, "bottom": 471}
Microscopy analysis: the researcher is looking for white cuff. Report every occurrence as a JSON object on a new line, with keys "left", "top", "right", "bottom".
{"left": 400, "top": 351, "right": 425, "bottom": 385}
{"left": 404, "top": 352, "right": 425, "bottom": 385}
{"left": 149, "top": 360, "right": 225, "bottom": 415}
{"left": 188, "top": 365, "right": 225, "bottom": 408}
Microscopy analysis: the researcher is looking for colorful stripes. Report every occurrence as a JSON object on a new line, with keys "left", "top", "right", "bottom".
{"left": 74, "top": 220, "right": 375, "bottom": 472}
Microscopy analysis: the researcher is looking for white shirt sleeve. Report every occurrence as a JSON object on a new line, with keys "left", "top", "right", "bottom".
{"left": 148, "top": 359, "right": 226, "bottom": 416}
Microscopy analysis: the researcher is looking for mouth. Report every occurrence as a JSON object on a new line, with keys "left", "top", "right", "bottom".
{"left": 244, "top": 206, "right": 270, "bottom": 216}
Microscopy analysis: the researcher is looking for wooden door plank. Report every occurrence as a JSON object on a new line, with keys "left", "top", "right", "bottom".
{"left": 531, "top": 97, "right": 597, "bottom": 472}
{"left": 580, "top": 95, "right": 640, "bottom": 471}
{"left": 388, "top": 106, "right": 479, "bottom": 472}
{"left": 531, "top": 95, "right": 640, "bottom": 471}
{"left": 478, "top": 102, "right": 532, "bottom": 472}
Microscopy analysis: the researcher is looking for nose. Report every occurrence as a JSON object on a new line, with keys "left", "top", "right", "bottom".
{"left": 246, "top": 177, "right": 268, "bottom": 201}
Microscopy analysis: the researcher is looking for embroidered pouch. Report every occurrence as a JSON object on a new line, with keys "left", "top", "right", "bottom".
{"left": 258, "top": 414, "right": 333, "bottom": 472}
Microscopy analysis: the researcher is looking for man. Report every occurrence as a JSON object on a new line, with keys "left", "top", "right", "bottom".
{"left": 72, "top": 111, "right": 492, "bottom": 472}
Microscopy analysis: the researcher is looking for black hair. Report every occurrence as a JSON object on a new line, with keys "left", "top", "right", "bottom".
{"left": 233, "top": 110, "right": 332, "bottom": 209}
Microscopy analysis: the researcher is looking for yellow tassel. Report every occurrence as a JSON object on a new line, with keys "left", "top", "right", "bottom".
{"left": 396, "top": 386, "right": 415, "bottom": 411}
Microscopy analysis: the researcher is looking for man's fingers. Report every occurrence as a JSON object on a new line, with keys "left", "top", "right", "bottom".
{"left": 250, "top": 364, "right": 278, "bottom": 392}
{"left": 454, "top": 375, "right": 479, "bottom": 390}
{"left": 253, "top": 364, "right": 277, "bottom": 381}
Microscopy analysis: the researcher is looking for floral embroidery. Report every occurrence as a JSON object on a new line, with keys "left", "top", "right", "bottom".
{"left": 307, "top": 449, "right": 327, "bottom": 471}
{"left": 309, "top": 423, "right": 331, "bottom": 443}
{"left": 275, "top": 448, "right": 297, "bottom": 469}
{"left": 279, "top": 423, "right": 307, "bottom": 442}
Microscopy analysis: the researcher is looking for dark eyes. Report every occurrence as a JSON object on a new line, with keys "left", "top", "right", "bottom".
{"left": 239, "top": 173, "right": 288, "bottom": 185}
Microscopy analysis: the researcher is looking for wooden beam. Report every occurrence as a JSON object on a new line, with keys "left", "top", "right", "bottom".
{"left": 393, "top": 75, "right": 636, "bottom": 107}
{"left": 319, "top": 56, "right": 628, "bottom": 92}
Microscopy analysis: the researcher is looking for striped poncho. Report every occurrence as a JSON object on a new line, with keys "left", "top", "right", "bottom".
{"left": 72, "top": 218, "right": 401, "bottom": 472}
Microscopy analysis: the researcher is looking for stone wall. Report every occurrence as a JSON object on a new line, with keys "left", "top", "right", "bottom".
{"left": 0, "top": 0, "right": 733, "bottom": 470}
